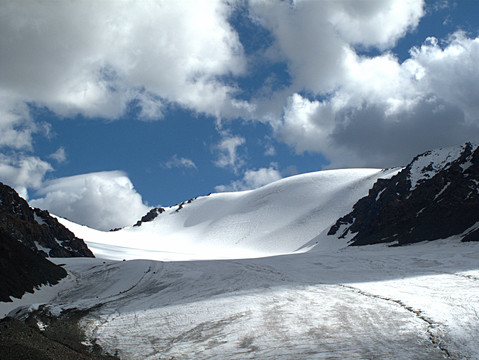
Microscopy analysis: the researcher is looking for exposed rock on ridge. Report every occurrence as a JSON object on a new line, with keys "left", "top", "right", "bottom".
{"left": 133, "top": 196, "right": 200, "bottom": 226}
{"left": 133, "top": 207, "right": 165, "bottom": 227}
{"left": 0, "top": 228, "right": 67, "bottom": 302}
{"left": 0, "top": 181, "right": 95, "bottom": 302}
{"left": 328, "top": 142, "right": 479, "bottom": 246}
{"left": 0, "top": 182, "right": 93, "bottom": 258}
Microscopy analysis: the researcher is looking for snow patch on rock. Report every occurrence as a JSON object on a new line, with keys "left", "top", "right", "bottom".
{"left": 408, "top": 143, "right": 478, "bottom": 190}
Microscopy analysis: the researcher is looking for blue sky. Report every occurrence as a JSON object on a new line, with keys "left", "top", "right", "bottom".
{"left": 1, "top": 0, "right": 479, "bottom": 230}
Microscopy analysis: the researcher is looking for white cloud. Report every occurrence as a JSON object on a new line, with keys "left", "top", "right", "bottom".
{"left": 30, "top": 171, "right": 150, "bottom": 231}
{"left": 277, "top": 94, "right": 333, "bottom": 155}
{"left": 0, "top": 0, "right": 246, "bottom": 124}
{"left": 0, "top": 154, "right": 52, "bottom": 199}
{"left": 271, "top": 32, "right": 479, "bottom": 168}
{"left": 243, "top": 0, "right": 479, "bottom": 168}
{"left": 248, "top": 0, "right": 424, "bottom": 93}
{"left": 0, "top": 0, "right": 424, "bottom": 128}
{"left": 407, "top": 33, "right": 479, "bottom": 122}
{"left": 328, "top": 0, "right": 424, "bottom": 48}
{"left": 49, "top": 147, "right": 67, "bottom": 163}
{"left": 163, "top": 155, "right": 197, "bottom": 170}
{"left": 215, "top": 164, "right": 282, "bottom": 192}
{"left": 0, "top": 0, "right": 251, "bottom": 208}
{"left": 0, "top": 95, "right": 38, "bottom": 151}
{"left": 2, "top": 0, "right": 478, "bottom": 183}
{"left": 214, "top": 134, "right": 246, "bottom": 173}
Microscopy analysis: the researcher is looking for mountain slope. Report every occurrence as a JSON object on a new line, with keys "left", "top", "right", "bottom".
{"left": 59, "top": 168, "right": 399, "bottom": 260}
{"left": 328, "top": 142, "right": 479, "bottom": 246}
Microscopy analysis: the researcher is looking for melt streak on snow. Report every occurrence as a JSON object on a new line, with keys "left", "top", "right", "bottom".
{"left": 59, "top": 168, "right": 399, "bottom": 261}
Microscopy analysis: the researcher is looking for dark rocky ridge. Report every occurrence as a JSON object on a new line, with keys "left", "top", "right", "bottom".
{"left": 0, "top": 228, "right": 67, "bottom": 302}
{"left": 0, "top": 181, "right": 93, "bottom": 302}
{"left": 133, "top": 207, "right": 165, "bottom": 227}
{"left": 0, "top": 182, "right": 93, "bottom": 258}
{"left": 329, "top": 142, "right": 479, "bottom": 246}
{"left": 133, "top": 196, "right": 200, "bottom": 227}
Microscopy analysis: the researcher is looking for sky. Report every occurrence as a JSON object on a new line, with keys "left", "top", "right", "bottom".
{"left": 1, "top": 0, "right": 479, "bottom": 230}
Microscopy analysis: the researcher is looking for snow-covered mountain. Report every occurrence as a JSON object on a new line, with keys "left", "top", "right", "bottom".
{"left": 58, "top": 168, "right": 399, "bottom": 261}
{"left": 2, "top": 143, "right": 479, "bottom": 359}
{"left": 57, "top": 142, "right": 479, "bottom": 262}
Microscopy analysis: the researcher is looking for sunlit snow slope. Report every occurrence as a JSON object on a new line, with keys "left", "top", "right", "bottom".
{"left": 59, "top": 168, "right": 399, "bottom": 260}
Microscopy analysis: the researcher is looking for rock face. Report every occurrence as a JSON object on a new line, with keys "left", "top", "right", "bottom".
{"left": 0, "top": 182, "right": 93, "bottom": 258}
{"left": 328, "top": 142, "right": 479, "bottom": 246}
{"left": 0, "top": 228, "right": 67, "bottom": 302}
{"left": 0, "top": 182, "right": 95, "bottom": 301}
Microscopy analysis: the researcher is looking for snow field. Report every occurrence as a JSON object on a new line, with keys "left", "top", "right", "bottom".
{"left": 19, "top": 239, "right": 474, "bottom": 359}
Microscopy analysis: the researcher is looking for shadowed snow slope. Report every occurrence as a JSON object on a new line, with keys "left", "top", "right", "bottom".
{"left": 58, "top": 168, "right": 399, "bottom": 260}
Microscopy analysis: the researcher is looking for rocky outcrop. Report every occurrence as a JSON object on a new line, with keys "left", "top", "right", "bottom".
{"left": 175, "top": 197, "right": 199, "bottom": 213}
{"left": 0, "top": 227, "right": 67, "bottom": 302}
{"left": 328, "top": 142, "right": 479, "bottom": 246}
{"left": 0, "top": 182, "right": 95, "bottom": 301}
{"left": 0, "top": 314, "right": 118, "bottom": 359}
{"left": 0, "top": 182, "right": 93, "bottom": 257}
{"left": 133, "top": 207, "right": 165, "bottom": 227}
{"left": 133, "top": 196, "right": 201, "bottom": 226}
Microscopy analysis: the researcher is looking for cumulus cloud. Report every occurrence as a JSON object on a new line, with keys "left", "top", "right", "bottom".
{"left": 239, "top": 0, "right": 479, "bottom": 168}
{"left": 248, "top": 0, "right": 424, "bottom": 93}
{"left": 0, "top": 0, "right": 246, "bottom": 126}
{"left": 0, "top": 154, "right": 52, "bottom": 199}
{"left": 0, "top": 0, "right": 249, "bottom": 214}
{"left": 271, "top": 32, "right": 479, "bottom": 168}
{"left": 163, "top": 155, "right": 197, "bottom": 170}
{"left": 30, "top": 171, "right": 150, "bottom": 231}
{"left": 214, "top": 134, "right": 246, "bottom": 173}
{"left": 408, "top": 34, "right": 479, "bottom": 121}
{"left": 2, "top": 0, "right": 479, "bottom": 198}
{"left": 215, "top": 164, "right": 282, "bottom": 192}
{"left": 328, "top": 0, "right": 424, "bottom": 48}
